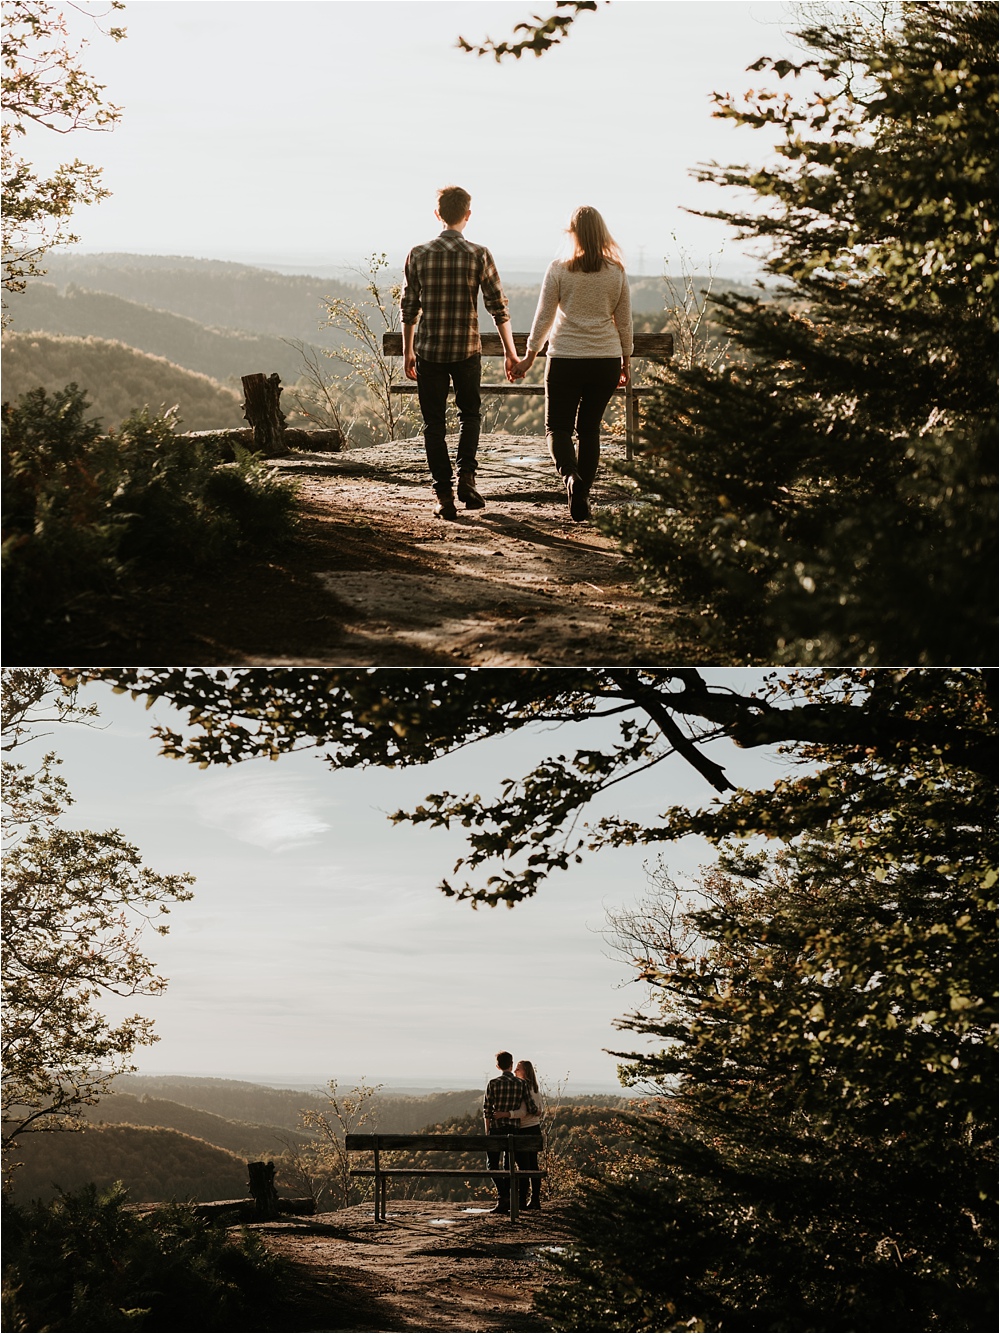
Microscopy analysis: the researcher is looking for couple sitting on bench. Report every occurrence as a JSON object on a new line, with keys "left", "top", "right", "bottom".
{"left": 401, "top": 185, "right": 633, "bottom": 524}
{"left": 483, "top": 1051, "right": 544, "bottom": 1212}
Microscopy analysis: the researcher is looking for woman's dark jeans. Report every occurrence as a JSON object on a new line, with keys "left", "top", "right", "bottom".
{"left": 544, "top": 356, "right": 622, "bottom": 487}
{"left": 416, "top": 353, "right": 481, "bottom": 485}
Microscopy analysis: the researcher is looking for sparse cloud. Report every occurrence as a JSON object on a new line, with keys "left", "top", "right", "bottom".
{"left": 174, "top": 769, "right": 333, "bottom": 852}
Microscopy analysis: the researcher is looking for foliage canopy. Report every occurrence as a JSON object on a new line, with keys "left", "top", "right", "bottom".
{"left": 2, "top": 1183, "right": 288, "bottom": 1332}
{"left": 2, "top": 0, "right": 124, "bottom": 310}
{"left": 458, "top": 0, "right": 602, "bottom": 61}
{"left": 67, "top": 667, "right": 994, "bottom": 905}
{"left": 1, "top": 670, "right": 194, "bottom": 1151}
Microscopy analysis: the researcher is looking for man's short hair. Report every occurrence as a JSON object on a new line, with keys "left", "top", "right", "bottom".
{"left": 438, "top": 185, "right": 472, "bottom": 225}
{"left": 496, "top": 1051, "right": 513, "bottom": 1070}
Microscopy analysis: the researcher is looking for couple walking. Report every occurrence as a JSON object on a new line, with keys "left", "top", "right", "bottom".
{"left": 483, "top": 1051, "right": 544, "bottom": 1212}
{"left": 401, "top": 185, "right": 633, "bottom": 523}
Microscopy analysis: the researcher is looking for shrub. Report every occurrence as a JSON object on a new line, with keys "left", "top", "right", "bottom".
{"left": 1, "top": 1183, "right": 289, "bottom": 1332}
{"left": 2, "top": 383, "right": 298, "bottom": 642}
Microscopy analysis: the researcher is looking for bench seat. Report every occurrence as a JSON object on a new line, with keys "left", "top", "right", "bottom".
{"left": 385, "top": 381, "right": 658, "bottom": 396}
{"left": 345, "top": 1131, "right": 545, "bottom": 1222}
{"left": 382, "top": 331, "right": 672, "bottom": 458}
{"left": 350, "top": 1167, "right": 546, "bottom": 1182}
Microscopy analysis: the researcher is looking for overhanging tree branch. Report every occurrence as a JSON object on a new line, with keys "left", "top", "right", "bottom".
{"left": 457, "top": 1, "right": 602, "bottom": 61}
{"left": 58, "top": 669, "right": 997, "bottom": 908}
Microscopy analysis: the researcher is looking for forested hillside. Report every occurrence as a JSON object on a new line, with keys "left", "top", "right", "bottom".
{"left": 111, "top": 1075, "right": 337, "bottom": 1129}
{"left": 3, "top": 283, "right": 320, "bottom": 385}
{"left": 1, "top": 332, "right": 245, "bottom": 429}
{"left": 78, "top": 1092, "right": 314, "bottom": 1157}
{"left": 9, "top": 1125, "right": 249, "bottom": 1205}
{"left": 110, "top": 1075, "right": 485, "bottom": 1133}
{"left": 109, "top": 1075, "right": 631, "bottom": 1135}
{"left": 33, "top": 253, "right": 364, "bottom": 340}
{"left": 9, "top": 1077, "right": 637, "bottom": 1211}
{"left": 0, "top": 254, "right": 752, "bottom": 439}
{"left": 24, "top": 253, "right": 745, "bottom": 334}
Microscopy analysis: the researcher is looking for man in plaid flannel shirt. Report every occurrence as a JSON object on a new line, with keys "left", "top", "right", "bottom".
{"left": 401, "top": 185, "right": 519, "bottom": 519}
{"left": 483, "top": 1049, "right": 538, "bottom": 1212}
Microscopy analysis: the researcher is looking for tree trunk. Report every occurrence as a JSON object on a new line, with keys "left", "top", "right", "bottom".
{"left": 241, "top": 372, "right": 287, "bottom": 457}
{"left": 247, "top": 1160, "right": 279, "bottom": 1220}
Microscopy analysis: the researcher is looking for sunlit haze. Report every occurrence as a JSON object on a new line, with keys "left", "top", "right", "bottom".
{"left": 35, "top": 0, "right": 801, "bottom": 280}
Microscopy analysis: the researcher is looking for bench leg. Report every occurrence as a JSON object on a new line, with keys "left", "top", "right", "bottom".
{"left": 508, "top": 1135, "right": 519, "bottom": 1222}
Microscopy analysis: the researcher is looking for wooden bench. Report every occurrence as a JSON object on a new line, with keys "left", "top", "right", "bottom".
{"left": 345, "top": 1132, "right": 545, "bottom": 1223}
{"left": 382, "top": 332, "right": 673, "bottom": 459}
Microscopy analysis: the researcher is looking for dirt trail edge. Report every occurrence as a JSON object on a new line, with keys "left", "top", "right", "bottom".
{"left": 263, "top": 433, "right": 694, "bottom": 667}
{"left": 255, "top": 1199, "right": 574, "bottom": 1332}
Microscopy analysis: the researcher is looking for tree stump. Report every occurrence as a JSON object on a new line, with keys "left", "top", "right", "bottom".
{"left": 241, "top": 372, "right": 287, "bottom": 457}
{"left": 247, "top": 1160, "right": 279, "bottom": 1220}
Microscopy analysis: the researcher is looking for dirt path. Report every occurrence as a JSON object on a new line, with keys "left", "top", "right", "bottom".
{"left": 253, "top": 432, "right": 696, "bottom": 667}
{"left": 255, "top": 1199, "right": 574, "bottom": 1332}
{"left": 22, "top": 432, "right": 711, "bottom": 667}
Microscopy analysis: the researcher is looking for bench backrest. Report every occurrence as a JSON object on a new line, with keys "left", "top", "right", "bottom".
{"left": 345, "top": 1133, "right": 543, "bottom": 1152}
{"left": 382, "top": 332, "right": 672, "bottom": 360}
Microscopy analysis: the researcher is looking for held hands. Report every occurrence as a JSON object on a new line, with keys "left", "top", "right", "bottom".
{"left": 506, "top": 351, "right": 536, "bottom": 382}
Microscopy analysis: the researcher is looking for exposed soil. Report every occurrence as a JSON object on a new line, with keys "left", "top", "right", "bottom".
{"left": 11, "top": 434, "right": 716, "bottom": 666}
{"left": 252, "top": 1199, "right": 575, "bottom": 1333}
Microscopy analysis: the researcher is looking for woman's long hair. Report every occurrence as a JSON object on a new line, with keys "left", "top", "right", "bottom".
{"left": 518, "top": 1060, "right": 539, "bottom": 1093}
{"left": 566, "top": 206, "right": 624, "bottom": 273}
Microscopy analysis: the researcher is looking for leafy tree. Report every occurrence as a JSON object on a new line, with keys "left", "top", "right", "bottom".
{"left": 2, "top": 669, "right": 195, "bottom": 1156}
{"left": 536, "top": 692, "right": 997, "bottom": 1330}
{"left": 277, "top": 1079, "right": 382, "bottom": 1211}
{"left": 2, "top": 0, "right": 125, "bottom": 313}
{"left": 603, "top": 0, "right": 998, "bottom": 664}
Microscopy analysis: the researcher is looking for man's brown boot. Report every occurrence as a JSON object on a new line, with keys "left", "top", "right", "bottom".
{"left": 457, "top": 469, "right": 486, "bottom": 509}
{"left": 433, "top": 481, "right": 458, "bottom": 520}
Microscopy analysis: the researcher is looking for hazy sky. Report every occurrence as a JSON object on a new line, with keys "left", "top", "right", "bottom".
{"left": 36, "top": 673, "right": 795, "bottom": 1094}
{"left": 37, "top": 0, "right": 803, "bottom": 277}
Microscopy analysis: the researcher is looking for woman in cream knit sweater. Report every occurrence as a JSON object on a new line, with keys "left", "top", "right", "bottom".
{"left": 510, "top": 1059, "right": 545, "bottom": 1210}
{"left": 514, "top": 206, "right": 632, "bottom": 521}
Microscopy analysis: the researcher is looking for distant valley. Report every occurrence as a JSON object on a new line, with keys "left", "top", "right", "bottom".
{"left": 9, "top": 1074, "right": 632, "bottom": 1207}
{"left": 1, "top": 251, "right": 752, "bottom": 432}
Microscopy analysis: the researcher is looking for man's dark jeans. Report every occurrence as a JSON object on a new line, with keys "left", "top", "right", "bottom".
{"left": 487, "top": 1121, "right": 515, "bottom": 1205}
{"left": 416, "top": 353, "right": 481, "bottom": 485}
